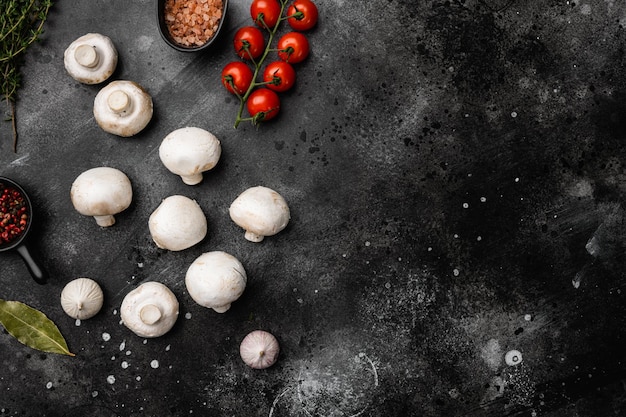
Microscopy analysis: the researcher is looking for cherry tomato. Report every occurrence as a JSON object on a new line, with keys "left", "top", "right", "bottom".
{"left": 277, "top": 32, "right": 310, "bottom": 64}
{"left": 246, "top": 88, "right": 280, "bottom": 122}
{"left": 287, "top": 0, "right": 318, "bottom": 31}
{"left": 233, "top": 26, "right": 265, "bottom": 60}
{"left": 221, "top": 62, "right": 254, "bottom": 95}
{"left": 250, "top": 0, "right": 281, "bottom": 30}
{"left": 263, "top": 61, "right": 296, "bottom": 92}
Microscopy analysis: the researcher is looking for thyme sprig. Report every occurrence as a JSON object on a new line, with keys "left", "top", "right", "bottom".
{"left": 1, "top": 0, "right": 53, "bottom": 153}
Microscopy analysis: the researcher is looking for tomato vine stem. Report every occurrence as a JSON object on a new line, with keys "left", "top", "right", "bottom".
{"left": 233, "top": 0, "right": 290, "bottom": 128}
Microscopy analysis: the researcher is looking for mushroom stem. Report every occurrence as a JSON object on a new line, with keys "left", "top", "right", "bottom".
{"left": 181, "top": 173, "right": 204, "bottom": 186}
{"left": 212, "top": 304, "right": 231, "bottom": 313}
{"left": 107, "top": 90, "right": 132, "bottom": 113}
{"left": 74, "top": 44, "right": 99, "bottom": 68}
{"left": 93, "top": 214, "right": 116, "bottom": 227}
{"left": 139, "top": 304, "right": 162, "bottom": 325}
{"left": 244, "top": 230, "right": 264, "bottom": 242}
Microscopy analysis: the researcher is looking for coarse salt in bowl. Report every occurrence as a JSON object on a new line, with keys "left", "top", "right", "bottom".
{"left": 157, "top": 0, "right": 229, "bottom": 52}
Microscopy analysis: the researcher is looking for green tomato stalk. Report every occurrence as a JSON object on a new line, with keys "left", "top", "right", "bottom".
{"left": 232, "top": 0, "right": 291, "bottom": 128}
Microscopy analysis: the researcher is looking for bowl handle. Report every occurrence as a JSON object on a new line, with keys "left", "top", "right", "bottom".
{"left": 16, "top": 244, "right": 48, "bottom": 284}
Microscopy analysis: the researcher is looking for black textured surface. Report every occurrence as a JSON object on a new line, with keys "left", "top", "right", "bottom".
{"left": 1, "top": 0, "right": 625, "bottom": 416}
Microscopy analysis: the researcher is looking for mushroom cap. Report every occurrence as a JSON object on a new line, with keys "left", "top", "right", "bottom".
{"left": 120, "top": 281, "right": 179, "bottom": 338}
{"left": 60, "top": 278, "right": 104, "bottom": 320}
{"left": 185, "top": 251, "right": 247, "bottom": 313}
{"left": 93, "top": 80, "right": 153, "bottom": 137}
{"left": 70, "top": 167, "right": 133, "bottom": 222}
{"left": 229, "top": 186, "right": 290, "bottom": 242}
{"left": 64, "top": 33, "right": 118, "bottom": 84}
{"left": 148, "top": 195, "right": 207, "bottom": 251}
{"left": 158, "top": 127, "right": 222, "bottom": 185}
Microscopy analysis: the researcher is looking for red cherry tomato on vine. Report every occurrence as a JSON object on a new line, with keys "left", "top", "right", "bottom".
{"left": 287, "top": 0, "right": 318, "bottom": 31}
{"left": 247, "top": 88, "right": 280, "bottom": 122}
{"left": 263, "top": 61, "right": 296, "bottom": 92}
{"left": 221, "top": 62, "right": 253, "bottom": 95}
{"left": 251, "top": 0, "right": 281, "bottom": 30}
{"left": 233, "top": 26, "right": 265, "bottom": 60}
{"left": 277, "top": 32, "right": 310, "bottom": 64}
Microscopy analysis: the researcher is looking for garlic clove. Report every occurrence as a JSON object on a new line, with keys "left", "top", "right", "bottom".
{"left": 239, "top": 330, "right": 280, "bottom": 369}
{"left": 60, "top": 278, "right": 104, "bottom": 320}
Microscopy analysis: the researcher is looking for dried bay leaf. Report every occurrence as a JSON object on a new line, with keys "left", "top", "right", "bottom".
{"left": 0, "top": 299, "right": 74, "bottom": 357}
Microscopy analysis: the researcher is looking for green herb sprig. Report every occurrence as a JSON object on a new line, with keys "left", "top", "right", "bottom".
{"left": 1, "top": 0, "right": 53, "bottom": 153}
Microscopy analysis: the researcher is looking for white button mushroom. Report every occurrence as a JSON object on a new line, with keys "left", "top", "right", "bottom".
{"left": 60, "top": 278, "right": 104, "bottom": 320}
{"left": 120, "top": 281, "right": 179, "bottom": 338}
{"left": 159, "top": 127, "right": 222, "bottom": 185}
{"left": 229, "top": 186, "right": 290, "bottom": 242}
{"left": 239, "top": 330, "right": 280, "bottom": 369}
{"left": 185, "top": 251, "right": 247, "bottom": 313}
{"left": 505, "top": 349, "right": 523, "bottom": 366}
{"left": 64, "top": 33, "right": 118, "bottom": 84}
{"left": 148, "top": 195, "right": 207, "bottom": 251}
{"left": 70, "top": 167, "right": 133, "bottom": 227}
{"left": 93, "top": 80, "right": 153, "bottom": 137}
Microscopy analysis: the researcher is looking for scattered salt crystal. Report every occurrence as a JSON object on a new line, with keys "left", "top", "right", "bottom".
{"left": 75, "top": 319, "right": 81, "bottom": 326}
{"left": 106, "top": 375, "right": 116, "bottom": 384}
{"left": 453, "top": 268, "right": 460, "bottom": 276}
{"left": 46, "top": 382, "right": 52, "bottom": 389}
{"left": 185, "top": 312, "right": 192, "bottom": 319}
{"left": 165, "top": 345, "right": 171, "bottom": 352}
{"left": 121, "top": 361, "right": 129, "bottom": 369}
{"left": 524, "top": 314, "right": 532, "bottom": 321}
{"left": 136, "top": 376, "right": 142, "bottom": 381}
{"left": 150, "top": 360, "right": 160, "bottom": 369}
{"left": 119, "top": 341, "right": 126, "bottom": 351}
{"left": 102, "top": 332, "right": 111, "bottom": 342}
{"left": 92, "top": 391, "right": 98, "bottom": 398}
{"left": 462, "top": 203, "right": 469, "bottom": 209}
{"left": 365, "top": 241, "right": 371, "bottom": 247}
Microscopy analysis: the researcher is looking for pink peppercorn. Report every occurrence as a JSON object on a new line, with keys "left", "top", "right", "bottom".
{"left": 0, "top": 184, "right": 28, "bottom": 245}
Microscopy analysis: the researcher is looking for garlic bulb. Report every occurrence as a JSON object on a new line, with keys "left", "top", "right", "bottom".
{"left": 239, "top": 330, "right": 280, "bottom": 369}
{"left": 60, "top": 278, "right": 104, "bottom": 320}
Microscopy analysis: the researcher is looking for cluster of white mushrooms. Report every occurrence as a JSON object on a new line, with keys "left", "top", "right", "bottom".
{"left": 64, "top": 33, "right": 153, "bottom": 137}
{"left": 62, "top": 37, "right": 288, "bottom": 366}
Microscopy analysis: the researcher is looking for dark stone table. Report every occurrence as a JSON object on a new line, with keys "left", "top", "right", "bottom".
{"left": 1, "top": 0, "right": 625, "bottom": 416}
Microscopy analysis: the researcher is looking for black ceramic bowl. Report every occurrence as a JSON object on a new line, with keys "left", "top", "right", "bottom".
{"left": 157, "top": 0, "right": 229, "bottom": 52}
{"left": 0, "top": 177, "right": 47, "bottom": 284}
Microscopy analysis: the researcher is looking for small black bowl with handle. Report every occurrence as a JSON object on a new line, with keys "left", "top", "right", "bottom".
{"left": 0, "top": 177, "right": 48, "bottom": 284}
{"left": 157, "top": 0, "right": 229, "bottom": 52}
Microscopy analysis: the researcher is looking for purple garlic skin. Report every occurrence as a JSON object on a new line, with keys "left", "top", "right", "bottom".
{"left": 239, "top": 330, "right": 280, "bottom": 369}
